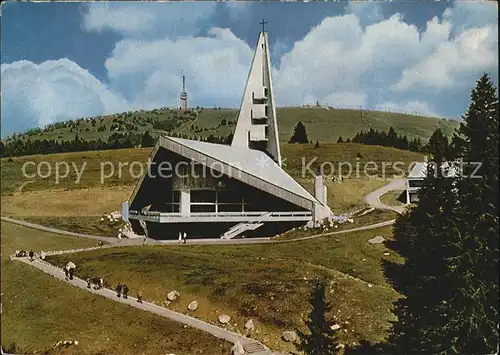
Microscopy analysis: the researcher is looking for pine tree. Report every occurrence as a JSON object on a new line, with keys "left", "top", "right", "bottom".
{"left": 442, "top": 73, "right": 499, "bottom": 353}
{"left": 297, "top": 280, "right": 338, "bottom": 355}
{"left": 425, "top": 128, "right": 449, "bottom": 163}
{"left": 337, "top": 136, "right": 343, "bottom": 143}
{"left": 289, "top": 121, "right": 309, "bottom": 144}
{"left": 386, "top": 73, "right": 499, "bottom": 354}
{"left": 141, "top": 131, "right": 155, "bottom": 147}
{"left": 314, "top": 140, "right": 320, "bottom": 149}
{"left": 387, "top": 146, "right": 459, "bottom": 353}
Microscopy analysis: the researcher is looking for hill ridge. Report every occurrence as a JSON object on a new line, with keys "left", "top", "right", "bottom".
{"left": 3, "top": 106, "right": 459, "bottom": 145}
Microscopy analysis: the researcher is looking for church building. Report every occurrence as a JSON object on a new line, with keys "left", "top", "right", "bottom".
{"left": 121, "top": 26, "right": 333, "bottom": 239}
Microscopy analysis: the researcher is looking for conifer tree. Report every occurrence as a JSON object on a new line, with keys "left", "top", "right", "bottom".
{"left": 387, "top": 136, "right": 459, "bottom": 353}
{"left": 297, "top": 280, "right": 338, "bottom": 355}
{"left": 387, "top": 73, "right": 499, "bottom": 354}
{"left": 442, "top": 73, "right": 499, "bottom": 353}
{"left": 289, "top": 121, "right": 309, "bottom": 144}
{"left": 337, "top": 136, "right": 343, "bottom": 143}
{"left": 425, "top": 128, "right": 449, "bottom": 163}
{"left": 141, "top": 131, "right": 155, "bottom": 147}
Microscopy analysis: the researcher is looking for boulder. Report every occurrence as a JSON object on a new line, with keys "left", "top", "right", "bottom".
{"left": 330, "top": 324, "right": 341, "bottom": 331}
{"left": 231, "top": 341, "right": 245, "bottom": 355}
{"left": 218, "top": 314, "right": 231, "bottom": 324}
{"left": 166, "top": 291, "right": 180, "bottom": 301}
{"left": 282, "top": 330, "right": 298, "bottom": 342}
{"left": 188, "top": 301, "right": 198, "bottom": 311}
{"left": 367, "top": 236, "right": 385, "bottom": 244}
{"left": 244, "top": 319, "right": 255, "bottom": 332}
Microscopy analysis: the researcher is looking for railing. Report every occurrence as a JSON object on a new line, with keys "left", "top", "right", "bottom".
{"left": 128, "top": 210, "right": 312, "bottom": 222}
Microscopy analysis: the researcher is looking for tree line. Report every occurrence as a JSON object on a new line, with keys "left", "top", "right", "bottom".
{"left": 289, "top": 121, "right": 431, "bottom": 154}
{"left": 338, "top": 126, "right": 424, "bottom": 152}
{"left": 0, "top": 131, "right": 233, "bottom": 158}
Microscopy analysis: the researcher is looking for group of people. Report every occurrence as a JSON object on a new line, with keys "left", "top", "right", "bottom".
{"left": 115, "top": 283, "right": 143, "bottom": 303}
{"left": 115, "top": 283, "right": 129, "bottom": 298}
{"left": 178, "top": 232, "right": 188, "bottom": 244}
{"left": 86, "top": 277, "right": 104, "bottom": 290}
{"left": 14, "top": 249, "right": 46, "bottom": 261}
{"left": 14, "top": 250, "right": 31, "bottom": 258}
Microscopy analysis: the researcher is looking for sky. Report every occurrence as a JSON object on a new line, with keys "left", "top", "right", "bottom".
{"left": 1, "top": 1, "right": 498, "bottom": 137}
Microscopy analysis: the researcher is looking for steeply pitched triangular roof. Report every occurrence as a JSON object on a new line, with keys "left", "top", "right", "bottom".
{"left": 161, "top": 136, "right": 319, "bottom": 208}
{"left": 231, "top": 31, "right": 281, "bottom": 166}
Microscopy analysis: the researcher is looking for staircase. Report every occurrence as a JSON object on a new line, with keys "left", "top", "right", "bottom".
{"left": 221, "top": 212, "right": 270, "bottom": 239}
{"left": 242, "top": 341, "right": 268, "bottom": 354}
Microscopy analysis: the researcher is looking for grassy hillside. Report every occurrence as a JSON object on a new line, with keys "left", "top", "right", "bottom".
{"left": 1, "top": 222, "right": 231, "bottom": 354}
{"left": 47, "top": 225, "right": 402, "bottom": 352}
{"left": 4, "top": 106, "right": 459, "bottom": 145}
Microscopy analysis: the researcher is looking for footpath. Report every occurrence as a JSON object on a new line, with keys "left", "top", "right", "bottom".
{"left": 13, "top": 256, "right": 277, "bottom": 355}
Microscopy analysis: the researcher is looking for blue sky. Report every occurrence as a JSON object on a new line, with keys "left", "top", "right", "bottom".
{"left": 1, "top": 1, "right": 498, "bottom": 137}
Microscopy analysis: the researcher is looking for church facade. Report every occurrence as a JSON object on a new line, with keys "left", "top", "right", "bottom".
{"left": 121, "top": 29, "right": 333, "bottom": 239}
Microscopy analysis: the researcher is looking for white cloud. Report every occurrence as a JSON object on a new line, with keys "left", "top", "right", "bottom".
{"left": 345, "top": 1, "right": 384, "bottom": 26}
{"left": 104, "top": 28, "right": 253, "bottom": 108}
{"left": 82, "top": 4, "right": 157, "bottom": 35}
{"left": 393, "top": 24, "right": 497, "bottom": 92}
{"left": 82, "top": 2, "right": 217, "bottom": 38}
{"left": 1, "top": 59, "right": 128, "bottom": 137}
{"left": 442, "top": 1, "right": 498, "bottom": 35}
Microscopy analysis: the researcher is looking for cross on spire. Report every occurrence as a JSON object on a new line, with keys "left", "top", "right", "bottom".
{"left": 260, "top": 19, "right": 267, "bottom": 33}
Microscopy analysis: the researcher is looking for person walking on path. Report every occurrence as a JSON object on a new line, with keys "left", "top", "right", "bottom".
{"left": 66, "top": 261, "right": 76, "bottom": 280}
{"left": 86, "top": 278, "right": 91, "bottom": 288}
{"left": 183, "top": 232, "right": 187, "bottom": 244}
{"left": 178, "top": 232, "right": 182, "bottom": 244}
{"left": 29, "top": 250, "right": 34, "bottom": 262}
{"left": 137, "top": 291, "right": 143, "bottom": 303}
{"left": 116, "top": 283, "right": 122, "bottom": 298}
{"left": 123, "top": 284, "right": 129, "bottom": 299}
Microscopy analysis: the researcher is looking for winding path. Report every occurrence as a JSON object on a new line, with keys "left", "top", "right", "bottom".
{"left": 364, "top": 178, "right": 406, "bottom": 214}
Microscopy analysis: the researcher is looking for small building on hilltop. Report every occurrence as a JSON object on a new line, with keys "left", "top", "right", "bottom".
{"left": 121, "top": 27, "right": 333, "bottom": 240}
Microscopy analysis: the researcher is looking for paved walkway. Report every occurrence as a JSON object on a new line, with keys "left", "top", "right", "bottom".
{"left": 13, "top": 256, "right": 276, "bottom": 355}
{"left": 364, "top": 178, "right": 406, "bottom": 214}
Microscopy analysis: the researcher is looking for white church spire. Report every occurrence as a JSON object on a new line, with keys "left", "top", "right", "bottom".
{"left": 231, "top": 20, "right": 282, "bottom": 167}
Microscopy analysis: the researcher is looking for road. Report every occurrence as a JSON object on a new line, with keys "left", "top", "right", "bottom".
{"left": 364, "top": 178, "right": 406, "bottom": 214}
